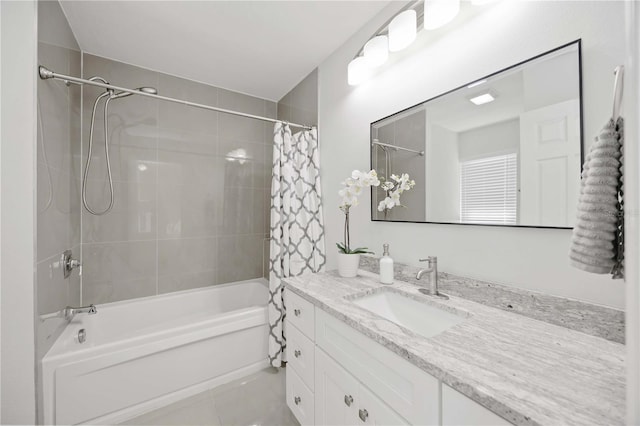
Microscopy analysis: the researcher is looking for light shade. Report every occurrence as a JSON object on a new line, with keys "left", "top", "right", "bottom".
{"left": 424, "top": 0, "right": 460, "bottom": 30}
{"left": 388, "top": 10, "right": 417, "bottom": 52}
{"left": 348, "top": 57, "right": 371, "bottom": 86}
{"left": 364, "top": 35, "right": 389, "bottom": 68}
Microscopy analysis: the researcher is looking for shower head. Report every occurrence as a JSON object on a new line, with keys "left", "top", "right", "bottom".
{"left": 110, "top": 87, "right": 158, "bottom": 99}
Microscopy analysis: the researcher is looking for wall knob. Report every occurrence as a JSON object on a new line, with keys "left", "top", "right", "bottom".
{"left": 294, "top": 396, "right": 301, "bottom": 405}
{"left": 294, "top": 350, "right": 301, "bottom": 358}
{"left": 294, "top": 309, "right": 301, "bottom": 316}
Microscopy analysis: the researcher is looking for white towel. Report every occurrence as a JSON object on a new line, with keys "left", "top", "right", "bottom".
{"left": 570, "top": 118, "right": 623, "bottom": 275}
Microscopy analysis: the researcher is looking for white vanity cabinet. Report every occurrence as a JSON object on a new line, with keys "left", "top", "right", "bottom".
{"left": 315, "top": 348, "right": 408, "bottom": 425}
{"left": 284, "top": 289, "right": 511, "bottom": 426}
{"left": 286, "top": 291, "right": 316, "bottom": 425}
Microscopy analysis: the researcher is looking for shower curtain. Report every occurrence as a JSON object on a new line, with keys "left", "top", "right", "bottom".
{"left": 268, "top": 122, "right": 326, "bottom": 367}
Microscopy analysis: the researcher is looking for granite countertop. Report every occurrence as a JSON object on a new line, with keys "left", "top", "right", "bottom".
{"left": 284, "top": 271, "right": 625, "bottom": 426}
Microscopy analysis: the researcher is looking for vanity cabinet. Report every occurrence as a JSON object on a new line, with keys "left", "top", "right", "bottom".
{"left": 286, "top": 291, "right": 316, "bottom": 425}
{"left": 315, "top": 348, "right": 408, "bottom": 425}
{"left": 285, "top": 289, "right": 512, "bottom": 426}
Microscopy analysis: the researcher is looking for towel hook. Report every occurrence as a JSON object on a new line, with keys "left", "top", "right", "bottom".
{"left": 612, "top": 65, "right": 624, "bottom": 120}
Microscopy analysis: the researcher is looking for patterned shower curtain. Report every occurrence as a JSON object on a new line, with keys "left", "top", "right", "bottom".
{"left": 268, "top": 122, "right": 326, "bottom": 367}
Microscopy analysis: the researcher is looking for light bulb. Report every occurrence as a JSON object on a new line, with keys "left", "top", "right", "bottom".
{"left": 363, "top": 35, "right": 389, "bottom": 68}
{"left": 388, "top": 10, "right": 417, "bottom": 52}
{"left": 424, "top": 0, "right": 460, "bottom": 30}
{"left": 348, "top": 57, "right": 371, "bottom": 86}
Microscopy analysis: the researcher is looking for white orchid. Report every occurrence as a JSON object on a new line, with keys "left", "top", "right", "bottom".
{"left": 377, "top": 172, "right": 416, "bottom": 212}
{"left": 338, "top": 169, "right": 380, "bottom": 254}
{"left": 339, "top": 169, "right": 379, "bottom": 210}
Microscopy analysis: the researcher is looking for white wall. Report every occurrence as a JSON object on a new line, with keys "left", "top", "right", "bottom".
{"left": 318, "top": 1, "right": 627, "bottom": 308}
{"left": 0, "top": 0, "right": 38, "bottom": 423}
{"left": 457, "top": 119, "right": 519, "bottom": 161}
{"left": 625, "top": 1, "right": 640, "bottom": 422}
{"left": 425, "top": 123, "right": 459, "bottom": 222}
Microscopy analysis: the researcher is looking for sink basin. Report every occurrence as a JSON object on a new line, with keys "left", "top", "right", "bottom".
{"left": 352, "top": 290, "right": 466, "bottom": 338}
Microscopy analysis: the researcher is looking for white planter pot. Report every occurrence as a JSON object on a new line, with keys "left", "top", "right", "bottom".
{"left": 337, "top": 253, "right": 360, "bottom": 278}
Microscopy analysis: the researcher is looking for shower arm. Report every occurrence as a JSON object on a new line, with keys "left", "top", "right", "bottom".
{"left": 38, "top": 66, "right": 314, "bottom": 131}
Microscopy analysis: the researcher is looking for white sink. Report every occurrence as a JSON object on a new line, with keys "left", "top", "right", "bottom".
{"left": 352, "top": 290, "right": 466, "bottom": 338}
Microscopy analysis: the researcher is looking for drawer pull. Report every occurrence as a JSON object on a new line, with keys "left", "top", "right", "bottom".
{"left": 294, "top": 309, "right": 301, "bottom": 316}
{"left": 294, "top": 396, "right": 301, "bottom": 405}
{"left": 344, "top": 395, "right": 354, "bottom": 407}
{"left": 294, "top": 349, "right": 301, "bottom": 358}
{"left": 359, "top": 409, "right": 368, "bottom": 422}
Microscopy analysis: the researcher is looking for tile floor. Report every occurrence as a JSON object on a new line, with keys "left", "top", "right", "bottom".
{"left": 122, "top": 367, "right": 299, "bottom": 426}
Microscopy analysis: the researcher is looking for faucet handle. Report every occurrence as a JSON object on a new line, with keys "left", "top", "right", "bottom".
{"left": 419, "top": 256, "right": 437, "bottom": 263}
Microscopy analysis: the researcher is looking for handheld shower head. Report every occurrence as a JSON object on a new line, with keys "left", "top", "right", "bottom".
{"left": 110, "top": 87, "right": 158, "bottom": 99}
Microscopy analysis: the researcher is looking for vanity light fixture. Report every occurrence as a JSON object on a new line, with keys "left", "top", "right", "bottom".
{"left": 348, "top": 56, "right": 372, "bottom": 86}
{"left": 424, "top": 0, "right": 460, "bottom": 30}
{"left": 348, "top": 0, "right": 492, "bottom": 86}
{"left": 389, "top": 10, "right": 417, "bottom": 52}
{"left": 469, "top": 92, "right": 496, "bottom": 105}
{"left": 364, "top": 35, "right": 389, "bottom": 68}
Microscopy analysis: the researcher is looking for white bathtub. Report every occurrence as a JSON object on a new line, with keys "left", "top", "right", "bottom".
{"left": 42, "top": 279, "right": 269, "bottom": 425}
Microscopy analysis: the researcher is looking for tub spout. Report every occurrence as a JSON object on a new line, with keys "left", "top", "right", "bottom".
{"left": 62, "top": 304, "right": 97, "bottom": 321}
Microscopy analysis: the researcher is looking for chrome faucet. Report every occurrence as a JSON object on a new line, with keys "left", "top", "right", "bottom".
{"left": 62, "top": 304, "right": 97, "bottom": 321}
{"left": 416, "top": 257, "right": 446, "bottom": 299}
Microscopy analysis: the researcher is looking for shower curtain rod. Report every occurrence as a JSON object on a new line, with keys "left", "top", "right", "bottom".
{"left": 38, "top": 65, "right": 314, "bottom": 130}
{"left": 372, "top": 139, "right": 425, "bottom": 156}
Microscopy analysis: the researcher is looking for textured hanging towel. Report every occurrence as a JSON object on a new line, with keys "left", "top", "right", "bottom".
{"left": 570, "top": 117, "right": 624, "bottom": 276}
{"left": 268, "top": 122, "right": 326, "bottom": 367}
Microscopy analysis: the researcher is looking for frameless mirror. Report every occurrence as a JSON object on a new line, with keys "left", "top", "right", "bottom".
{"left": 371, "top": 40, "right": 582, "bottom": 229}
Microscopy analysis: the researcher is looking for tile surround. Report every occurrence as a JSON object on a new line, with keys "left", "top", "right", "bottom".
{"left": 80, "top": 54, "right": 276, "bottom": 304}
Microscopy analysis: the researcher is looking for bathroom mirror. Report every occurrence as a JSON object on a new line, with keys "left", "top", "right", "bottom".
{"left": 370, "top": 40, "right": 582, "bottom": 229}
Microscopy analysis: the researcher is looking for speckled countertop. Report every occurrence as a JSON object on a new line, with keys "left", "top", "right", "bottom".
{"left": 284, "top": 271, "right": 625, "bottom": 426}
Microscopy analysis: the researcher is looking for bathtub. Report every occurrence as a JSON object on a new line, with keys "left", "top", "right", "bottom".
{"left": 42, "top": 279, "right": 269, "bottom": 425}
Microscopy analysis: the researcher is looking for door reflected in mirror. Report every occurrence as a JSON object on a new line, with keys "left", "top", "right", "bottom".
{"left": 370, "top": 40, "right": 582, "bottom": 229}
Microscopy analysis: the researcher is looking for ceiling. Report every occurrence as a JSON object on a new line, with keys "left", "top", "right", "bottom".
{"left": 60, "top": 1, "right": 390, "bottom": 101}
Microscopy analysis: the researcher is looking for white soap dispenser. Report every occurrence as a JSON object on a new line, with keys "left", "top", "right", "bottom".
{"left": 379, "top": 243, "right": 394, "bottom": 284}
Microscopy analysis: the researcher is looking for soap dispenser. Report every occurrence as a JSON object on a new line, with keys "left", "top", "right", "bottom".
{"left": 379, "top": 243, "right": 394, "bottom": 284}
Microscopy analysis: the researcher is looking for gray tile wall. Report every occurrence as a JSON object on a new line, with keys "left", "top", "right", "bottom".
{"left": 371, "top": 110, "right": 426, "bottom": 222}
{"left": 277, "top": 69, "right": 318, "bottom": 127}
{"left": 36, "top": 0, "right": 82, "bottom": 357}
{"left": 275, "top": 69, "right": 318, "bottom": 277}
{"left": 81, "top": 54, "right": 275, "bottom": 305}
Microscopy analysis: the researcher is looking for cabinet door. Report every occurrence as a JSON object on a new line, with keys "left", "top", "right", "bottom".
{"left": 315, "top": 348, "right": 359, "bottom": 425}
{"left": 358, "top": 384, "right": 409, "bottom": 426}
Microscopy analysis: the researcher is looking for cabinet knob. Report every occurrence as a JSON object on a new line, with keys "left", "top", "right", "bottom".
{"left": 359, "top": 408, "right": 369, "bottom": 422}
{"left": 344, "top": 394, "right": 354, "bottom": 407}
{"left": 294, "top": 350, "right": 301, "bottom": 358}
{"left": 294, "top": 309, "right": 301, "bottom": 316}
{"left": 294, "top": 396, "right": 301, "bottom": 405}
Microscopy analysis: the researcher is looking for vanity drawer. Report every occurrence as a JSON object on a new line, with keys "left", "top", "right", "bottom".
{"left": 287, "top": 367, "right": 315, "bottom": 426}
{"left": 315, "top": 309, "right": 439, "bottom": 425}
{"left": 286, "top": 290, "right": 315, "bottom": 340}
{"left": 288, "top": 323, "right": 315, "bottom": 391}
